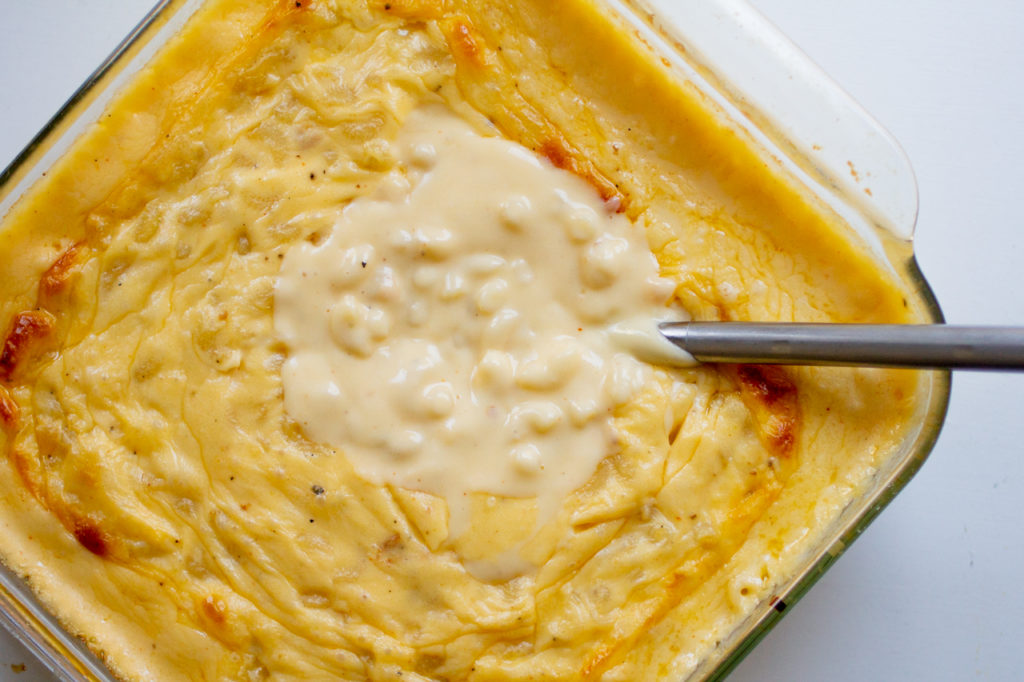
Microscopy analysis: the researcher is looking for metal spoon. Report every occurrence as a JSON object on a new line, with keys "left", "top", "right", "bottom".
{"left": 658, "top": 322, "right": 1024, "bottom": 370}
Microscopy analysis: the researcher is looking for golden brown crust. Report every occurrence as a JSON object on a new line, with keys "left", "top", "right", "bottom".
{"left": 0, "top": 310, "right": 56, "bottom": 383}
{"left": 71, "top": 516, "right": 112, "bottom": 558}
{"left": 40, "top": 242, "right": 86, "bottom": 297}
{"left": 0, "top": 386, "right": 17, "bottom": 433}
{"left": 538, "top": 137, "right": 624, "bottom": 210}
{"left": 446, "top": 16, "right": 487, "bottom": 67}
{"left": 732, "top": 364, "right": 800, "bottom": 456}
{"left": 8, "top": 446, "right": 43, "bottom": 501}
{"left": 372, "top": 533, "right": 405, "bottom": 567}
{"left": 199, "top": 595, "right": 229, "bottom": 626}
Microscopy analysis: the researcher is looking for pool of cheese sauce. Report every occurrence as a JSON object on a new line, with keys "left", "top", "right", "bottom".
{"left": 275, "top": 104, "right": 696, "bottom": 582}
{"left": 0, "top": 0, "right": 924, "bottom": 680}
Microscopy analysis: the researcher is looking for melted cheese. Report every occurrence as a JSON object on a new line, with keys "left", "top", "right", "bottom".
{"left": 275, "top": 106, "right": 689, "bottom": 572}
{"left": 0, "top": 0, "right": 926, "bottom": 680}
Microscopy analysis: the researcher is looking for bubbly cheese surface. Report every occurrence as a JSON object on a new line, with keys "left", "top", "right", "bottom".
{"left": 0, "top": 0, "right": 926, "bottom": 680}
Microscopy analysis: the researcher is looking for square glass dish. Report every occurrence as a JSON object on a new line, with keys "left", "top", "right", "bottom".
{"left": 0, "top": 0, "right": 949, "bottom": 680}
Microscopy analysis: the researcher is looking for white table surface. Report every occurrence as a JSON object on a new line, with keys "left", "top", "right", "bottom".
{"left": 1, "top": 1, "right": 1022, "bottom": 680}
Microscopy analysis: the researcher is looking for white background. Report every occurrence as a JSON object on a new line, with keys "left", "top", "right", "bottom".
{"left": 0, "top": 1, "right": 1022, "bottom": 680}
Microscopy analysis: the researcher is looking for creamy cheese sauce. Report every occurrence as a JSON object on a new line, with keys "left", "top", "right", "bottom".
{"left": 275, "top": 106, "right": 690, "bottom": 551}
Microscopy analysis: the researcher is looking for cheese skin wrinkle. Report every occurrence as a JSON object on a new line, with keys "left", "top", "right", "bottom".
{"left": 0, "top": 1, "right": 923, "bottom": 681}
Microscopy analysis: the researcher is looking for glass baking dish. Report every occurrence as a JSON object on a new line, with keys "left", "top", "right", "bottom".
{"left": 0, "top": 0, "right": 950, "bottom": 680}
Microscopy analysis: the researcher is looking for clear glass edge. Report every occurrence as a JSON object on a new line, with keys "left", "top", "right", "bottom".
{"left": 0, "top": 568, "right": 111, "bottom": 682}
{"left": 0, "top": 3, "right": 189, "bottom": 680}
{"left": 0, "top": 0, "right": 951, "bottom": 680}
{"left": 695, "top": 255, "right": 950, "bottom": 681}
{"left": 628, "top": 0, "right": 922, "bottom": 242}
{"left": 0, "top": 0, "right": 177, "bottom": 195}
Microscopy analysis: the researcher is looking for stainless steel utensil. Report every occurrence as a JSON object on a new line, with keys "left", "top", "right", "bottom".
{"left": 659, "top": 322, "right": 1024, "bottom": 370}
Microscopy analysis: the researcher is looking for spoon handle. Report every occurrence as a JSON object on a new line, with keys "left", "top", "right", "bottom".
{"left": 659, "top": 322, "right": 1024, "bottom": 370}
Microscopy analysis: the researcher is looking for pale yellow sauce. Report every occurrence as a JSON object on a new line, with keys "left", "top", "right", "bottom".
{"left": 275, "top": 106, "right": 688, "bottom": 573}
